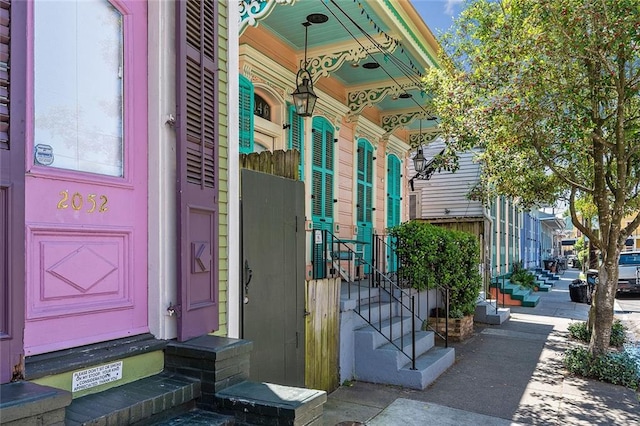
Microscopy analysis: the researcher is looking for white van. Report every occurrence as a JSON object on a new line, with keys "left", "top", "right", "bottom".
{"left": 617, "top": 251, "right": 640, "bottom": 293}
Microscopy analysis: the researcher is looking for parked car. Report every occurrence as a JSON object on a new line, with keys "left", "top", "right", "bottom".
{"left": 567, "top": 255, "right": 578, "bottom": 268}
{"left": 617, "top": 251, "right": 640, "bottom": 294}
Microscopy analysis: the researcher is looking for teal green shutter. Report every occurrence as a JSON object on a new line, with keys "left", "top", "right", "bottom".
{"left": 287, "top": 103, "right": 304, "bottom": 181}
{"left": 356, "top": 139, "right": 374, "bottom": 269}
{"left": 386, "top": 155, "right": 401, "bottom": 272}
{"left": 386, "top": 155, "right": 401, "bottom": 228}
{"left": 239, "top": 75, "right": 254, "bottom": 154}
{"left": 311, "top": 118, "right": 334, "bottom": 278}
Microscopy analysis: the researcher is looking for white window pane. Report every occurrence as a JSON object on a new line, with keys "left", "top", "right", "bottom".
{"left": 34, "top": 0, "right": 124, "bottom": 177}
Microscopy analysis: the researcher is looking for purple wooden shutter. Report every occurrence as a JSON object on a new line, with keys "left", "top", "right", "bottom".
{"left": 175, "top": 0, "right": 219, "bottom": 341}
{"left": 0, "top": 0, "right": 26, "bottom": 383}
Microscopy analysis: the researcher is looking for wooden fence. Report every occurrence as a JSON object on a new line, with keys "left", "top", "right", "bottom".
{"left": 305, "top": 278, "right": 340, "bottom": 392}
{"left": 239, "top": 149, "right": 299, "bottom": 180}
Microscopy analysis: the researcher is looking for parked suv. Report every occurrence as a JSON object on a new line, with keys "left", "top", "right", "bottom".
{"left": 617, "top": 250, "right": 640, "bottom": 294}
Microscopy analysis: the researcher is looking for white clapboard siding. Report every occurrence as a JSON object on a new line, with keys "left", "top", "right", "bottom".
{"left": 409, "top": 139, "right": 484, "bottom": 220}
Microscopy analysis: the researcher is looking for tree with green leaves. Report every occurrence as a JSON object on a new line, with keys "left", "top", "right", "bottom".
{"left": 424, "top": 0, "right": 640, "bottom": 358}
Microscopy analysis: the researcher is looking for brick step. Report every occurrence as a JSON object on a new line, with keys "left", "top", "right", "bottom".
{"left": 215, "top": 380, "right": 327, "bottom": 426}
{"left": 65, "top": 371, "right": 200, "bottom": 425}
{"left": 0, "top": 381, "right": 71, "bottom": 425}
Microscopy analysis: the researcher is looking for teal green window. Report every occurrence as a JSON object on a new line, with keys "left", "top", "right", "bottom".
{"left": 239, "top": 75, "right": 254, "bottom": 154}
{"left": 311, "top": 117, "right": 334, "bottom": 278}
{"left": 386, "top": 154, "right": 401, "bottom": 273}
{"left": 356, "top": 139, "right": 374, "bottom": 269}
{"left": 287, "top": 103, "right": 304, "bottom": 181}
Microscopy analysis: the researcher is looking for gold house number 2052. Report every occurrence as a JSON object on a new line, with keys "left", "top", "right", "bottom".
{"left": 57, "top": 190, "right": 108, "bottom": 213}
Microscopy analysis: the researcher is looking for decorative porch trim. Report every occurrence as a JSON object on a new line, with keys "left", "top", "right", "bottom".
{"left": 346, "top": 78, "right": 421, "bottom": 116}
{"left": 239, "top": 0, "right": 296, "bottom": 35}
{"left": 381, "top": 109, "right": 438, "bottom": 135}
{"left": 305, "top": 35, "right": 396, "bottom": 83}
{"left": 408, "top": 130, "right": 440, "bottom": 148}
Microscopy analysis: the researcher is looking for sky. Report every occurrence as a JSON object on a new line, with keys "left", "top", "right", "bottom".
{"left": 410, "top": 0, "right": 464, "bottom": 37}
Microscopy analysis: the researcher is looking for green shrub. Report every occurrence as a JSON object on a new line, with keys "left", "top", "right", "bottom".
{"left": 509, "top": 262, "right": 536, "bottom": 289}
{"left": 388, "top": 221, "right": 482, "bottom": 317}
{"left": 568, "top": 320, "right": 627, "bottom": 347}
{"left": 564, "top": 347, "right": 639, "bottom": 390}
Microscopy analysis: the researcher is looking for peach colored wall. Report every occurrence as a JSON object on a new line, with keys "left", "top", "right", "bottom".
{"left": 241, "top": 26, "right": 297, "bottom": 72}
{"left": 336, "top": 120, "right": 355, "bottom": 237}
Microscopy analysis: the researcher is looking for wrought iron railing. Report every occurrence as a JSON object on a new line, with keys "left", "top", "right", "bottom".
{"left": 373, "top": 233, "right": 451, "bottom": 345}
{"left": 311, "top": 229, "right": 451, "bottom": 369}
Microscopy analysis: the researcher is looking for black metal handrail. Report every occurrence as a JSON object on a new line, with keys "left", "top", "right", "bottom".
{"left": 312, "top": 229, "right": 451, "bottom": 370}
{"left": 372, "top": 233, "right": 452, "bottom": 344}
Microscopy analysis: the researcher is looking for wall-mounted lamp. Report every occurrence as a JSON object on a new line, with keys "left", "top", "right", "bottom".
{"left": 412, "top": 119, "right": 427, "bottom": 173}
{"left": 409, "top": 118, "right": 443, "bottom": 191}
{"left": 292, "top": 14, "right": 327, "bottom": 117}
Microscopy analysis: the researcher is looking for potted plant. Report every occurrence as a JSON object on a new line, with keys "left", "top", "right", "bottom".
{"left": 389, "top": 221, "right": 482, "bottom": 341}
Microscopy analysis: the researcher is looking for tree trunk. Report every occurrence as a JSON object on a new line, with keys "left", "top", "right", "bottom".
{"left": 588, "top": 263, "right": 616, "bottom": 357}
{"left": 588, "top": 240, "right": 599, "bottom": 270}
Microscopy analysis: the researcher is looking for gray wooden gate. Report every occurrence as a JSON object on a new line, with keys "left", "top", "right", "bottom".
{"left": 241, "top": 169, "right": 305, "bottom": 387}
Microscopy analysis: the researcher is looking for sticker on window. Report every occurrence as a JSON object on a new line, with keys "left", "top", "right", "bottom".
{"left": 34, "top": 144, "right": 54, "bottom": 166}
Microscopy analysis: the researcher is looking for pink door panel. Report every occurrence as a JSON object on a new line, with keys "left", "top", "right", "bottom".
{"left": 24, "top": 0, "right": 148, "bottom": 355}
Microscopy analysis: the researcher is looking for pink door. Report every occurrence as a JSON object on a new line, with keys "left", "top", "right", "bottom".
{"left": 24, "top": 0, "right": 148, "bottom": 355}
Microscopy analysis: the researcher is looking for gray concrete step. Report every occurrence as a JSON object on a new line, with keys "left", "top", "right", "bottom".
{"left": 354, "top": 316, "right": 453, "bottom": 390}
{"left": 356, "top": 327, "right": 435, "bottom": 370}
{"left": 474, "top": 301, "right": 510, "bottom": 325}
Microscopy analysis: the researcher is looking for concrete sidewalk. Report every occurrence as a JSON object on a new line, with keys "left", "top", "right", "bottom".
{"left": 322, "top": 269, "right": 640, "bottom": 425}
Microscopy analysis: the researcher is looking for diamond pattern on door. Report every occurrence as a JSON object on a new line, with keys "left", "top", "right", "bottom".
{"left": 47, "top": 245, "right": 117, "bottom": 293}
{"left": 28, "top": 227, "right": 130, "bottom": 319}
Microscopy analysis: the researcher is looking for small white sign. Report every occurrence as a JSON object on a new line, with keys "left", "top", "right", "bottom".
{"left": 34, "top": 144, "right": 54, "bottom": 166}
{"left": 72, "top": 361, "right": 123, "bottom": 392}
{"left": 314, "top": 230, "right": 323, "bottom": 244}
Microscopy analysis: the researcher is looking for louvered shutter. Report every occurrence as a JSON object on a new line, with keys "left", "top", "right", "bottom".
{"left": 311, "top": 128, "right": 323, "bottom": 217}
{"left": 311, "top": 118, "right": 334, "bottom": 279}
{"left": 386, "top": 155, "right": 401, "bottom": 228}
{"left": 356, "top": 143, "right": 365, "bottom": 223}
{"left": 287, "top": 103, "right": 303, "bottom": 180}
{"left": 365, "top": 148, "right": 372, "bottom": 223}
{"left": 176, "top": 0, "right": 219, "bottom": 340}
{"left": 323, "top": 125, "right": 334, "bottom": 218}
{"left": 356, "top": 139, "right": 373, "bottom": 224}
{"left": 0, "top": 0, "right": 26, "bottom": 384}
{"left": 0, "top": 0, "right": 9, "bottom": 150}
{"left": 239, "top": 75, "right": 253, "bottom": 154}
{"left": 356, "top": 139, "right": 373, "bottom": 269}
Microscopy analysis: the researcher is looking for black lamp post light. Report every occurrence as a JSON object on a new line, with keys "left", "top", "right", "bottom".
{"left": 409, "top": 118, "right": 443, "bottom": 191}
{"left": 292, "top": 13, "right": 327, "bottom": 117}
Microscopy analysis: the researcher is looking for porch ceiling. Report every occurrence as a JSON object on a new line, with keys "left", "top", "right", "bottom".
{"left": 240, "top": 0, "right": 441, "bottom": 137}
